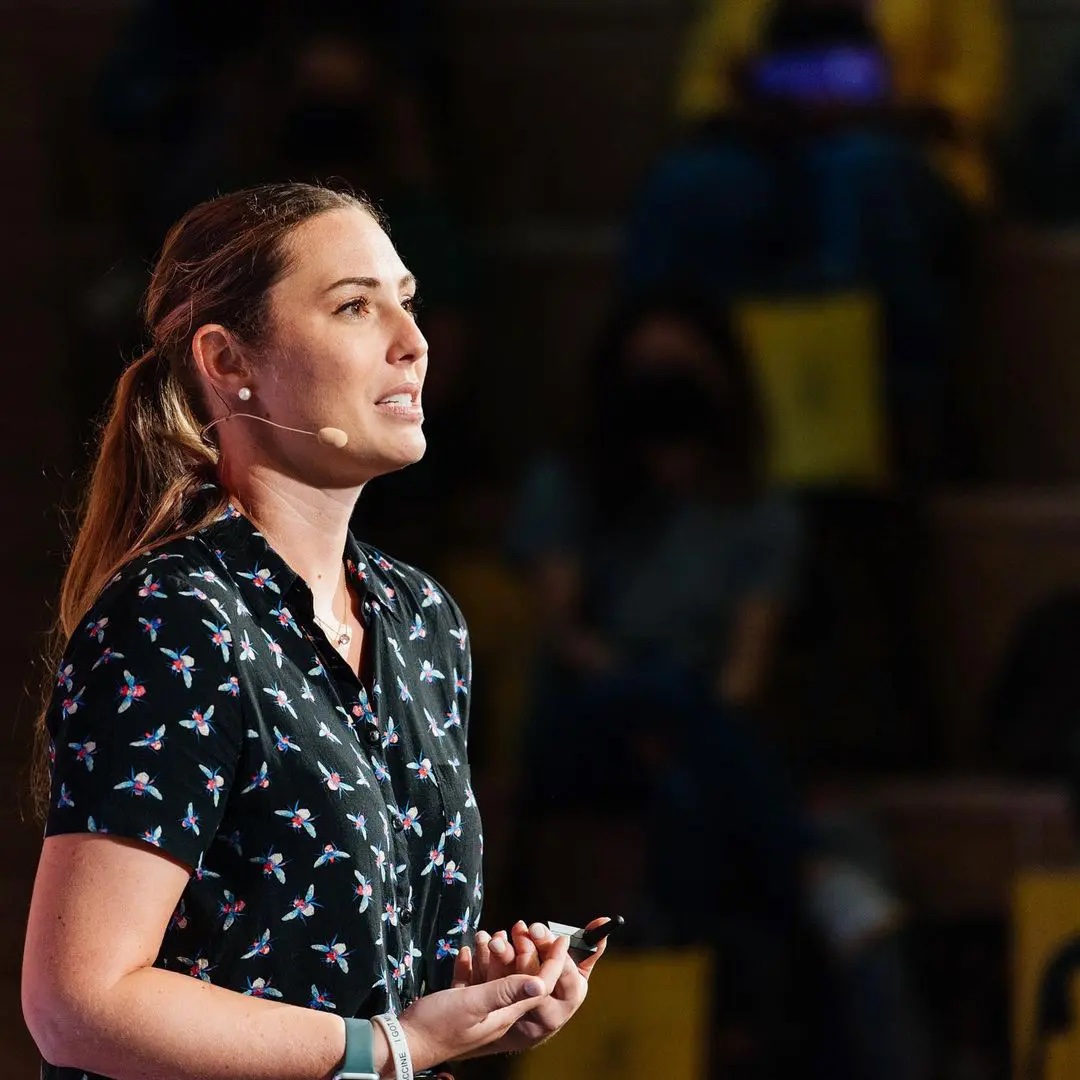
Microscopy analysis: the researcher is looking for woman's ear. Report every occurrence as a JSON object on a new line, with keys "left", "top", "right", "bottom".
{"left": 191, "top": 324, "right": 251, "bottom": 403}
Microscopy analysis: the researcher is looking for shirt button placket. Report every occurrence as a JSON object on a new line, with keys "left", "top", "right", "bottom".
{"left": 387, "top": 812, "right": 414, "bottom": 998}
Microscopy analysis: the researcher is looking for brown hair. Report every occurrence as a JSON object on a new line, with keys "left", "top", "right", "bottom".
{"left": 32, "top": 181, "right": 374, "bottom": 811}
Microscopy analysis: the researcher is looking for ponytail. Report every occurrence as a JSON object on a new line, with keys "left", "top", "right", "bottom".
{"left": 58, "top": 345, "right": 225, "bottom": 639}
{"left": 31, "top": 345, "right": 227, "bottom": 814}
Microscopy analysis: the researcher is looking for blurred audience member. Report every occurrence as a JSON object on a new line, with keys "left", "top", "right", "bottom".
{"left": 509, "top": 293, "right": 802, "bottom": 742}
{"left": 508, "top": 294, "right": 809, "bottom": 1073}
{"left": 624, "top": 0, "right": 1006, "bottom": 479}
{"left": 507, "top": 294, "right": 926, "bottom": 1078}
{"left": 674, "top": 0, "right": 1004, "bottom": 207}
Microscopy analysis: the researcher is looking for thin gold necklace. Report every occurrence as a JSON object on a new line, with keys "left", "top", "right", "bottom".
{"left": 312, "top": 573, "right": 351, "bottom": 648}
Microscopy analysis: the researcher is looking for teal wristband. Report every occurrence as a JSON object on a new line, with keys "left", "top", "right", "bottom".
{"left": 335, "top": 1017, "right": 378, "bottom": 1080}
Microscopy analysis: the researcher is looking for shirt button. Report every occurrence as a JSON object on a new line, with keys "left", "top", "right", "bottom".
{"left": 392, "top": 817, "right": 405, "bottom": 832}
{"left": 400, "top": 992, "right": 415, "bottom": 1009}
{"left": 400, "top": 907, "right": 413, "bottom": 924}
{"left": 365, "top": 728, "right": 381, "bottom": 746}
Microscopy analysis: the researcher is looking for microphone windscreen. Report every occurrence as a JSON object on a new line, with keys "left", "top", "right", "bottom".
{"left": 317, "top": 426, "right": 349, "bottom": 448}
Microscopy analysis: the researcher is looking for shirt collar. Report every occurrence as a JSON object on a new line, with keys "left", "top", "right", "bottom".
{"left": 195, "top": 504, "right": 303, "bottom": 618}
{"left": 192, "top": 492, "right": 378, "bottom": 623}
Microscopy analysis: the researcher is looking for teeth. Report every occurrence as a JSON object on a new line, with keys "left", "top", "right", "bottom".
{"left": 380, "top": 394, "right": 413, "bottom": 405}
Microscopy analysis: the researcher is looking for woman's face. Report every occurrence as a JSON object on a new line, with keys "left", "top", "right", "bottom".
{"left": 255, "top": 206, "right": 429, "bottom": 483}
{"left": 619, "top": 312, "right": 732, "bottom": 410}
{"left": 615, "top": 313, "right": 734, "bottom": 491}
{"left": 620, "top": 313, "right": 724, "bottom": 393}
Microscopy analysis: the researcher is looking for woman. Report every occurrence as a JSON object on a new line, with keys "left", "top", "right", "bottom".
{"left": 510, "top": 294, "right": 803, "bottom": 741}
{"left": 22, "top": 183, "right": 605, "bottom": 1080}
{"left": 627, "top": 0, "right": 1006, "bottom": 479}
{"left": 507, "top": 295, "right": 813, "bottom": 1071}
{"left": 507, "top": 296, "right": 926, "bottom": 1078}
{"left": 673, "top": 0, "right": 1005, "bottom": 208}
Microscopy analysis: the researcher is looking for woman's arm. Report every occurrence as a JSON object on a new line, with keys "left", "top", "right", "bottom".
{"left": 716, "top": 496, "right": 803, "bottom": 707}
{"left": 530, "top": 553, "right": 618, "bottom": 675}
{"left": 717, "top": 594, "right": 786, "bottom": 707}
{"left": 23, "top": 833, "right": 363, "bottom": 1079}
{"left": 23, "top": 834, "right": 560, "bottom": 1079}
{"left": 927, "top": 0, "right": 1006, "bottom": 143}
{"left": 674, "top": 0, "right": 762, "bottom": 122}
{"left": 509, "top": 458, "right": 616, "bottom": 674}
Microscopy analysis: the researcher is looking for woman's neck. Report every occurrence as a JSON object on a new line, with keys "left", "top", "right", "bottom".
{"left": 224, "top": 465, "right": 362, "bottom": 614}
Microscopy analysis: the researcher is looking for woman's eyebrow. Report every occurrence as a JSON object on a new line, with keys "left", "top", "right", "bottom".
{"left": 323, "top": 274, "right": 417, "bottom": 294}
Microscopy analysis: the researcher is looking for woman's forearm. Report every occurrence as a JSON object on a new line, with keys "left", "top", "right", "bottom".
{"left": 718, "top": 595, "right": 783, "bottom": 706}
{"left": 27, "top": 965, "right": 387, "bottom": 1080}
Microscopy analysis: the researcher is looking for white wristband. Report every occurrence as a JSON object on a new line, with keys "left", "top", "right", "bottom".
{"left": 371, "top": 1011, "right": 413, "bottom": 1080}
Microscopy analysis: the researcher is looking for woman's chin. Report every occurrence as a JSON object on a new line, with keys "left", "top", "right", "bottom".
{"left": 373, "top": 433, "right": 428, "bottom": 474}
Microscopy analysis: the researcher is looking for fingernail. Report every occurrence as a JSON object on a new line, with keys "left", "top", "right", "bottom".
{"left": 514, "top": 919, "right": 528, "bottom": 931}
{"left": 529, "top": 921, "right": 548, "bottom": 940}
{"left": 489, "top": 937, "right": 506, "bottom": 954}
{"left": 524, "top": 978, "right": 544, "bottom": 997}
{"left": 475, "top": 931, "right": 490, "bottom": 946}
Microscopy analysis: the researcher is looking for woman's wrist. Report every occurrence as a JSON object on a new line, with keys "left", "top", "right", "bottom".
{"left": 326, "top": 1016, "right": 392, "bottom": 1080}
{"left": 371, "top": 1019, "right": 392, "bottom": 1079}
{"left": 373, "top": 1012, "right": 414, "bottom": 1079}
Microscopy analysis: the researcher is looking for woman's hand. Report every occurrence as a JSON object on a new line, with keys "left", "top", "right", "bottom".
{"left": 450, "top": 918, "right": 610, "bottom": 1056}
{"left": 397, "top": 951, "right": 565, "bottom": 1072}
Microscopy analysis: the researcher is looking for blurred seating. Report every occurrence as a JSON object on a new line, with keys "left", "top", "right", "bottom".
{"left": 922, "top": 488, "right": 1080, "bottom": 767}
{"left": 859, "top": 778, "right": 1075, "bottom": 920}
{"left": 966, "top": 227, "right": 1080, "bottom": 483}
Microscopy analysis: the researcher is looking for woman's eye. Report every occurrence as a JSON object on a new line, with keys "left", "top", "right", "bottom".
{"left": 402, "top": 295, "right": 421, "bottom": 319}
{"left": 336, "top": 298, "right": 368, "bottom": 317}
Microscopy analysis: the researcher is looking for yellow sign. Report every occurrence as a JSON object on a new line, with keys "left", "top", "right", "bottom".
{"left": 1013, "top": 870, "right": 1080, "bottom": 1080}
{"left": 736, "top": 291, "right": 889, "bottom": 488}
{"left": 510, "top": 949, "right": 713, "bottom": 1080}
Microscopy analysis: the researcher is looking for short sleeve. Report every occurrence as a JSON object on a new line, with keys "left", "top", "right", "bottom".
{"left": 45, "top": 562, "right": 245, "bottom": 869}
{"left": 738, "top": 494, "right": 805, "bottom": 600}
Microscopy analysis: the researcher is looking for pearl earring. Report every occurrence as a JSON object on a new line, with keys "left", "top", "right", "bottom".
{"left": 238, "top": 387, "right": 252, "bottom": 402}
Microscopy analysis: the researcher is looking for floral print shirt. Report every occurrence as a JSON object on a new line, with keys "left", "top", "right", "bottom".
{"left": 43, "top": 502, "right": 480, "bottom": 1080}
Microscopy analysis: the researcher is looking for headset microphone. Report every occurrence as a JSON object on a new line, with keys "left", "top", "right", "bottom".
{"left": 202, "top": 412, "right": 350, "bottom": 448}
{"left": 316, "top": 426, "right": 349, "bottom": 448}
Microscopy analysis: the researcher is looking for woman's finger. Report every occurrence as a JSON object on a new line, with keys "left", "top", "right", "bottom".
{"left": 574, "top": 917, "right": 611, "bottom": 979}
{"left": 473, "top": 930, "right": 492, "bottom": 984}
{"left": 469, "top": 972, "right": 549, "bottom": 1027}
{"left": 486, "top": 929, "right": 515, "bottom": 980}
{"left": 532, "top": 927, "right": 570, "bottom": 993}
{"left": 511, "top": 921, "right": 539, "bottom": 974}
{"left": 451, "top": 945, "right": 473, "bottom": 989}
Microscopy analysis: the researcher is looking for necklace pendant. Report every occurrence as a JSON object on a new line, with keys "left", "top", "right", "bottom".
{"left": 337, "top": 630, "right": 352, "bottom": 647}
